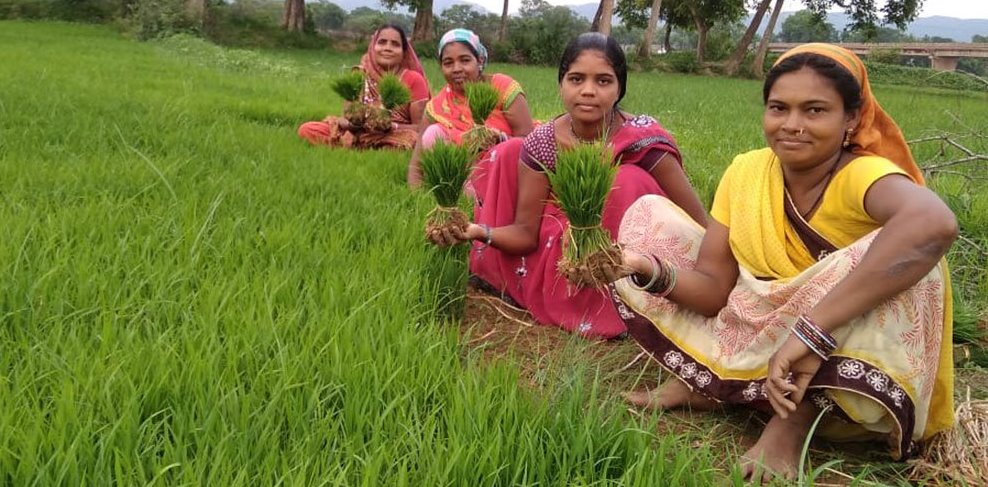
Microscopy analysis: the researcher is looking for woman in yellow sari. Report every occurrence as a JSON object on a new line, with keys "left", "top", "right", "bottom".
{"left": 607, "top": 44, "right": 957, "bottom": 481}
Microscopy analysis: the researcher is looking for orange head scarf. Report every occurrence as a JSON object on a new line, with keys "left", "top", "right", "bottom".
{"left": 774, "top": 43, "right": 924, "bottom": 185}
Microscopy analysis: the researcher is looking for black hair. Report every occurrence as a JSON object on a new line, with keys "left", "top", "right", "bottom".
{"left": 763, "top": 53, "right": 863, "bottom": 112}
{"left": 557, "top": 32, "right": 628, "bottom": 105}
{"left": 440, "top": 41, "right": 480, "bottom": 62}
{"left": 376, "top": 23, "right": 409, "bottom": 53}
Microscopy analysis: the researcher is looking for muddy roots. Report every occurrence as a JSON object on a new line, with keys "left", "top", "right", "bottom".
{"left": 557, "top": 244, "right": 629, "bottom": 288}
{"left": 426, "top": 206, "right": 469, "bottom": 236}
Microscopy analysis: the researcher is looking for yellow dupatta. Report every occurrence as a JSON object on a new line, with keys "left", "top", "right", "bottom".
{"left": 726, "top": 43, "right": 952, "bottom": 438}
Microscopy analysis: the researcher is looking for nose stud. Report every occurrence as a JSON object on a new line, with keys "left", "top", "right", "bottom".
{"left": 796, "top": 128, "right": 805, "bottom": 136}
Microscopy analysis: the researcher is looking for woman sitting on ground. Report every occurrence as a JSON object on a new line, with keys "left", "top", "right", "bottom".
{"left": 427, "top": 33, "right": 707, "bottom": 339}
{"left": 407, "top": 28, "right": 534, "bottom": 187}
{"left": 298, "top": 24, "right": 430, "bottom": 150}
{"left": 608, "top": 44, "right": 956, "bottom": 482}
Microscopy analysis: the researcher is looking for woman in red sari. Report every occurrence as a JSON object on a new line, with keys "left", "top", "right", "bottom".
{"left": 406, "top": 28, "right": 534, "bottom": 187}
{"left": 427, "top": 33, "right": 707, "bottom": 339}
{"left": 298, "top": 24, "right": 430, "bottom": 150}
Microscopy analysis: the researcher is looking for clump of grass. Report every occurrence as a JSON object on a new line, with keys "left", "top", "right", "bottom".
{"left": 545, "top": 141, "right": 623, "bottom": 287}
{"left": 421, "top": 139, "right": 474, "bottom": 234}
{"left": 462, "top": 81, "right": 502, "bottom": 154}
{"left": 331, "top": 70, "right": 367, "bottom": 128}
{"left": 365, "top": 73, "right": 412, "bottom": 133}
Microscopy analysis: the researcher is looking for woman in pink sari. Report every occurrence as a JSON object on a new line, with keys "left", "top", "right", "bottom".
{"left": 298, "top": 24, "right": 430, "bottom": 150}
{"left": 407, "top": 28, "right": 534, "bottom": 187}
{"left": 427, "top": 33, "right": 707, "bottom": 339}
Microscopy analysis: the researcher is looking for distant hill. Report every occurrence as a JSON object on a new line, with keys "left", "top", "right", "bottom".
{"left": 750, "top": 12, "right": 988, "bottom": 42}
{"left": 327, "top": 0, "right": 492, "bottom": 15}
{"left": 325, "top": 0, "right": 988, "bottom": 43}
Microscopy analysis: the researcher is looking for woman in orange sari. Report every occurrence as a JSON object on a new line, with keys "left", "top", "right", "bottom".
{"left": 298, "top": 24, "right": 430, "bottom": 150}
{"left": 605, "top": 44, "right": 957, "bottom": 482}
{"left": 406, "top": 28, "right": 533, "bottom": 187}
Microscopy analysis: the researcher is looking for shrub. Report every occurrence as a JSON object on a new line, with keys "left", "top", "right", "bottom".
{"left": 868, "top": 47, "right": 902, "bottom": 65}
{"left": 126, "top": 0, "right": 196, "bottom": 40}
{"left": 414, "top": 39, "right": 436, "bottom": 60}
{"left": 864, "top": 61, "right": 987, "bottom": 92}
{"left": 0, "top": 0, "right": 124, "bottom": 21}
{"left": 660, "top": 51, "right": 698, "bottom": 74}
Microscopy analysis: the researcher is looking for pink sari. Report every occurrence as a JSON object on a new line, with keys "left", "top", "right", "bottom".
{"left": 468, "top": 115, "right": 684, "bottom": 339}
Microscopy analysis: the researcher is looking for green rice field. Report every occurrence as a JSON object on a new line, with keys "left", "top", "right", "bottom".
{"left": 1, "top": 21, "right": 986, "bottom": 485}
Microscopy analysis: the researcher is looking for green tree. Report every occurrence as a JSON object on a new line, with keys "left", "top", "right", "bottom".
{"left": 973, "top": 34, "right": 988, "bottom": 43}
{"left": 281, "top": 0, "right": 305, "bottom": 32}
{"left": 780, "top": 9, "right": 837, "bottom": 43}
{"left": 509, "top": 0, "right": 589, "bottom": 64}
{"left": 380, "top": 0, "right": 433, "bottom": 41}
{"left": 752, "top": 0, "right": 784, "bottom": 78}
{"left": 842, "top": 25, "right": 912, "bottom": 43}
{"left": 615, "top": 0, "right": 665, "bottom": 58}
{"left": 804, "top": 0, "right": 922, "bottom": 38}
{"left": 498, "top": 0, "right": 509, "bottom": 42}
{"left": 665, "top": 0, "right": 744, "bottom": 63}
{"left": 723, "top": 0, "right": 772, "bottom": 76}
{"left": 437, "top": 4, "right": 497, "bottom": 41}
{"left": 308, "top": 1, "right": 346, "bottom": 31}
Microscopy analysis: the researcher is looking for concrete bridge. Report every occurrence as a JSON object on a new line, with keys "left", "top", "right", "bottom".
{"left": 767, "top": 43, "right": 988, "bottom": 71}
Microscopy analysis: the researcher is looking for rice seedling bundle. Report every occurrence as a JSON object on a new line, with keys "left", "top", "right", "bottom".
{"left": 420, "top": 139, "right": 474, "bottom": 235}
{"left": 331, "top": 70, "right": 367, "bottom": 128}
{"left": 545, "top": 141, "right": 624, "bottom": 287}
{"left": 462, "top": 81, "right": 502, "bottom": 154}
{"left": 420, "top": 139, "right": 475, "bottom": 320}
{"left": 365, "top": 73, "right": 411, "bottom": 133}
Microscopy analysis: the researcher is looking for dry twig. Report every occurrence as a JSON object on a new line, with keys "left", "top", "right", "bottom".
{"left": 910, "top": 389, "right": 988, "bottom": 485}
{"left": 908, "top": 133, "right": 988, "bottom": 172}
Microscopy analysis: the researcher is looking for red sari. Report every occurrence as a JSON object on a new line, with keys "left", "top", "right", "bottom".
{"left": 298, "top": 29, "right": 430, "bottom": 149}
{"left": 468, "top": 115, "right": 684, "bottom": 339}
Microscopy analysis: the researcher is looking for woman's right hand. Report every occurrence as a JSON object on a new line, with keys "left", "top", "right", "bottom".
{"left": 338, "top": 117, "right": 351, "bottom": 131}
{"left": 426, "top": 222, "right": 485, "bottom": 247}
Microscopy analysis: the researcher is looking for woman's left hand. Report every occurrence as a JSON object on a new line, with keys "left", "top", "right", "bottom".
{"left": 764, "top": 336, "right": 823, "bottom": 419}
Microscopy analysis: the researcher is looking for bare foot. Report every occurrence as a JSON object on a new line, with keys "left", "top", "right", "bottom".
{"left": 740, "top": 401, "right": 817, "bottom": 484}
{"left": 622, "top": 379, "right": 720, "bottom": 411}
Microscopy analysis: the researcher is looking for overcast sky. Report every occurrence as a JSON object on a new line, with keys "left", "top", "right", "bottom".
{"left": 468, "top": 0, "right": 988, "bottom": 20}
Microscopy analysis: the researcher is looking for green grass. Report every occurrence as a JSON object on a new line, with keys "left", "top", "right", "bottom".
{"left": 1, "top": 20, "right": 986, "bottom": 484}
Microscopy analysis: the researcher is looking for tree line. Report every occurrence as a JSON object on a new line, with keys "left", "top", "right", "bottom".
{"left": 4, "top": 0, "right": 985, "bottom": 77}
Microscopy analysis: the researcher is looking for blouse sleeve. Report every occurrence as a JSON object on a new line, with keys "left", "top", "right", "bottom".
{"left": 520, "top": 123, "right": 557, "bottom": 172}
{"left": 833, "top": 156, "right": 910, "bottom": 222}
{"left": 401, "top": 71, "right": 431, "bottom": 102}
{"left": 637, "top": 149, "right": 674, "bottom": 172}
{"left": 491, "top": 73, "right": 525, "bottom": 110}
{"left": 710, "top": 160, "right": 736, "bottom": 228}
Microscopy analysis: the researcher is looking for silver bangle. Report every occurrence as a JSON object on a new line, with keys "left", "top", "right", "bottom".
{"left": 478, "top": 224, "right": 493, "bottom": 249}
{"left": 630, "top": 255, "right": 660, "bottom": 291}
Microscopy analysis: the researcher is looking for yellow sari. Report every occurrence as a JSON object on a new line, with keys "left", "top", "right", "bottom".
{"left": 613, "top": 44, "right": 953, "bottom": 460}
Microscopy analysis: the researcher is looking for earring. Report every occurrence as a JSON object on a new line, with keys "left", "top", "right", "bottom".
{"left": 843, "top": 128, "right": 855, "bottom": 148}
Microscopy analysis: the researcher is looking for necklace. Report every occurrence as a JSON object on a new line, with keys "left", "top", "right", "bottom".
{"left": 569, "top": 110, "right": 617, "bottom": 144}
{"left": 786, "top": 148, "right": 845, "bottom": 219}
